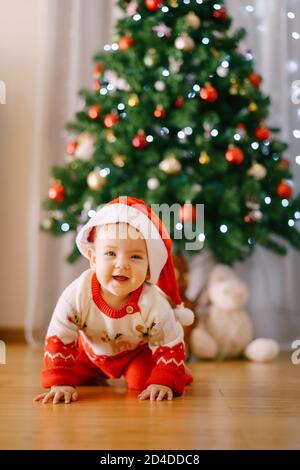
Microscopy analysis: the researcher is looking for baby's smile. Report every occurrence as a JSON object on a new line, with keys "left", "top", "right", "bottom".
{"left": 112, "top": 275, "right": 129, "bottom": 282}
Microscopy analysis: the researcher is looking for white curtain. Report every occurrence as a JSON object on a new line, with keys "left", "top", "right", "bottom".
{"left": 25, "top": 0, "right": 118, "bottom": 345}
{"left": 26, "top": 0, "right": 300, "bottom": 346}
{"left": 187, "top": 0, "right": 300, "bottom": 345}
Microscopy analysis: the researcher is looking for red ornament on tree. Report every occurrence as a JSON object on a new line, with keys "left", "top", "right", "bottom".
{"left": 104, "top": 113, "right": 120, "bottom": 128}
{"left": 225, "top": 146, "right": 244, "bottom": 164}
{"left": 145, "top": 0, "right": 162, "bottom": 11}
{"left": 199, "top": 85, "right": 218, "bottom": 102}
{"left": 119, "top": 35, "right": 134, "bottom": 51}
{"left": 276, "top": 182, "right": 293, "bottom": 199}
{"left": 175, "top": 96, "right": 184, "bottom": 108}
{"left": 213, "top": 6, "right": 228, "bottom": 20}
{"left": 132, "top": 133, "right": 149, "bottom": 149}
{"left": 255, "top": 126, "right": 270, "bottom": 141}
{"left": 93, "top": 63, "right": 103, "bottom": 77}
{"left": 249, "top": 73, "right": 262, "bottom": 87}
{"left": 88, "top": 105, "right": 101, "bottom": 119}
{"left": 66, "top": 141, "right": 78, "bottom": 155}
{"left": 179, "top": 204, "right": 197, "bottom": 223}
{"left": 48, "top": 183, "right": 65, "bottom": 202}
{"left": 154, "top": 106, "right": 166, "bottom": 118}
{"left": 93, "top": 79, "right": 101, "bottom": 92}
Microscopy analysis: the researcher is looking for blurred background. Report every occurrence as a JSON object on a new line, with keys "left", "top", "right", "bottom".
{"left": 0, "top": 0, "right": 299, "bottom": 350}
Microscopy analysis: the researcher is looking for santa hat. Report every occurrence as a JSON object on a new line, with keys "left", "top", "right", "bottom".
{"left": 76, "top": 196, "right": 194, "bottom": 326}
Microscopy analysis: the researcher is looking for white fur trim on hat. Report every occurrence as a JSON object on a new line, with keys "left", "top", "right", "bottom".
{"left": 174, "top": 304, "right": 195, "bottom": 326}
{"left": 76, "top": 203, "right": 168, "bottom": 284}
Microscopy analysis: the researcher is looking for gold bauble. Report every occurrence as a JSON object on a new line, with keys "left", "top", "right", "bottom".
{"left": 144, "top": 48, "right": 157, "bottom": 67}
{"left": 112, "top": 153, "right": 127, "bottom": 167}
{"left": 41, "top": 218, "right": 53, "bottom": 230}
{"left": 168, "top": 0, "right": 178, "bottom": 7}
{"left": 185, "top": 12, "right": 201, "bottom": 29}
{"left": 199, "top": 151, "right": 210, "bottom": 165}
{"left": 87, "top": 170, "right": 107, "bottom": 191}
{"left": 159, "top": 155, "right": 181, "bottom": 174}
{"left": 128, "top": 94, "right": 139, "bottom": 107}
{"left": 175, "top": 33, "right": 195, "bottom": 52}
{"left": 144, "top": 55, "right": 155, "bottom": 67}
{"left": 229, "top": 85, "right": 239, "bottom": 95}
{"left": 248, "top": 102, "right": 258, "bottom": 112}
{"left": 105, "top": 130, "right": 117, "bottom": 143}
{"left": 247, "top": 162, "right": 267, "bottom": 180}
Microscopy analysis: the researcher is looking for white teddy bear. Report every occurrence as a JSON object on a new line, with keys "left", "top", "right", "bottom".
{"left": 189, "top": 264, "right": 280, "bottom": 362}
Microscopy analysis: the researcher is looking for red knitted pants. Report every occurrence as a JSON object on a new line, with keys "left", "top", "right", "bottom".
{"left": 74, "top": 341, "right": 156, "bottom": 391}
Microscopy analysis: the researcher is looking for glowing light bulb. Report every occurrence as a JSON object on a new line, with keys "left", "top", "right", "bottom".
{"left": 61, "top": 223, "right": 70, "bottom": 232}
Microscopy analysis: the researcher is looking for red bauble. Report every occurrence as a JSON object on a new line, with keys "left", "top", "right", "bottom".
{"left": 48, "top": 183, "right": 65, "bottom": 202}
{"left": 93, "top": 79, "right": 101, "bottom": 91}
{"left": 94, "top": 63, "right": 103, "bottom": 75}
{"left": 249, "top": 73, "right": 262, "bottom": 87}
{"left": 154, "top": 106, "right": 166, "bottom": 118}
{"left": 199, "top": 85, "right": 218, "bottom": 102}
{"left": 119, "top": 35, "right": 134, "bottom": 51}
{"left": 255, "top": 126, "right": 270, "bottom": 141}
{"left": 225, "top": 146, "right": 244, "bottom": 164}
{"left": 175, "top": 96, "right": 184, "bottom": 108}
{"left": 213, "top": 7, "right": 227, "bottom": 20}
{"left": 276, "top": 182, "right": 293, "bottom": 199}
{"left": 132, "top": 133, "right": 149, "bottom": 149}
{"left": 179, "top": 204, "right": 197, "bottom": 223}
{"left": 88, "top": 105, "right": 101, "bottom": 119}
{"left": 145, "top": 0, "right": 161, "bottom": 11}
{"left": 104, "top": 113, "right": 120, "bottom": 128}
{"left": 66, "top": 141, "right": 78, "bottom": 155}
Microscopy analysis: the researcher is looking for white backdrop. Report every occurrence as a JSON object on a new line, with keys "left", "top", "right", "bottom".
{"left": 26, "top": 0, "right": 300, "bottom": 346}
{"left": 25, "top": 0, "right": 118, "bottom": 344}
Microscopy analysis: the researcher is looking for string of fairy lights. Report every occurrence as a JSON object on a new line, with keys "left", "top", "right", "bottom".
{"left": 102, "top": 1, "right": 299, "bottom": 240}
{"left": 53, "top": 0, "right": 300, "bottom": 239}
{"left": 245, "top": 0, "right": 300, "bottom": 228}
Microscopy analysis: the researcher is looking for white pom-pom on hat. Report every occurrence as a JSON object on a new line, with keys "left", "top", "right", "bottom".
{"left": 174, "top": 304, "right": 195, "bottom": 326}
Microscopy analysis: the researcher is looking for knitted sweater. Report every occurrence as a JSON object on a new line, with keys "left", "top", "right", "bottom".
{"left": 42, "top": 269, "right": 191, "bottom": 394}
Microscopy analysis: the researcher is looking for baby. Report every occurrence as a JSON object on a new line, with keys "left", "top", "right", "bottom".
{"left": 34, "top": 196, "right": 194, "bottom": 404}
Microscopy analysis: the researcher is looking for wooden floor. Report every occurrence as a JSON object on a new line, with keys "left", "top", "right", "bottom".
{"left": 0, "top": 344, "right": 299, "bottom": 450}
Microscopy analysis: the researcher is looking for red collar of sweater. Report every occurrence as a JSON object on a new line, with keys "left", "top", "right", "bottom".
{"left": 91, "top": 272, "right": 143, "bottom": 318}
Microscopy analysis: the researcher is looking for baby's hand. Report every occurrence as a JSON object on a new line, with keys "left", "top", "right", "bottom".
{"left": 33, "top": 385, "right": 78, "bottom": 404}
{"left": 138, "top": 384, "right": 173, "bottom": 401}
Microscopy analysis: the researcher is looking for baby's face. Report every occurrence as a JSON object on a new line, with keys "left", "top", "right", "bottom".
{"left": 88, "top": 223, "right": 149, "bottom": 298}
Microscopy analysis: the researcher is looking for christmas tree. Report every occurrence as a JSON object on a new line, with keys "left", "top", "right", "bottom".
{"left": 42, "top": 0, "right": 300, "bottom": 264}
